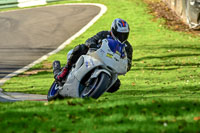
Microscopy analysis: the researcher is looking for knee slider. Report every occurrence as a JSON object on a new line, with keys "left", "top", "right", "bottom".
{"left": 72, "top": 45, "right": 83, "bottom": 55}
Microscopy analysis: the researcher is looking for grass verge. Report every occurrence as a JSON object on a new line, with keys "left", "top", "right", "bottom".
{"left": 1, "top": 0, "right": 200, "bottom": 132}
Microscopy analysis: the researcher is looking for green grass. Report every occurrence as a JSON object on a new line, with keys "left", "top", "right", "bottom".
{"left": 1, "top": 0, "right": 200, "bottom": 132}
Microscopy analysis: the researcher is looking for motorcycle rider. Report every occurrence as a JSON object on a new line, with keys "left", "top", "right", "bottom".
{"left": 53, "top": 18, "right": 133, "bottom": 93}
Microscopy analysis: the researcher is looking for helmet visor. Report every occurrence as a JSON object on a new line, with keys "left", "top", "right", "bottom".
{"left": 113, "top": 29, "right": 129, "bottom": 43}
{"left": 118, "top": 32, "right": 129, "bottom": 43}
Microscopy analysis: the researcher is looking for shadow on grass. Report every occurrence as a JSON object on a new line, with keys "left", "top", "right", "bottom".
{"left": 118, "top": 87, "right": 176, "bottom": 96}
{"left": 132, "top": 66, "right": 179, "bottom": 71}
{"left": 133, "top": 53, "right": 200, "bottom": 62}
{"left": 131, "top": 53, "right": 200, "bottom": 71}
{"left": 161, "top": 45, "right": 200, "bottom": 51}
{"left": 135, "top": 44, "right": 200, "bottom": 50}
{"left": 1, "top": 99, "right": 200, "bottom": 132}
{"left": 116, "top": 85, "right": 200, "bottom": 98}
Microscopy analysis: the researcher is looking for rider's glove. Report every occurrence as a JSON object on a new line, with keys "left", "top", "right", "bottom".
{"left": 89, "top": 40, "right": 102, "bottom": 49}
{"left": 89, "top": 43, "right": 100, "bottom": 49}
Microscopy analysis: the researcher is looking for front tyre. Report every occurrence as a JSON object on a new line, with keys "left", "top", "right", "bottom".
{"left": 81, "top": 72, "right": 111, "bottom": 99}
{"left": 47, "top": 81, "right": 63, "bottom": 101}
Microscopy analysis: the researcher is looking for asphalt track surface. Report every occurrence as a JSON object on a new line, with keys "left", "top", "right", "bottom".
{"left": 0, "top": 5, "right": 100, "bottom": 79}
{"left": 0, "top": 4, "right": 100, "bottom": 102}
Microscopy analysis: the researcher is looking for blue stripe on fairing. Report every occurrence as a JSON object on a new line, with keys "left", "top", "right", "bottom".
{"left": 107, "top": 38, "right": 125, "bottom": 57}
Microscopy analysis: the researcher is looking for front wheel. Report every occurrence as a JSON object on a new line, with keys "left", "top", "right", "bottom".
{"left": 47, "top": 81, "right": 63, "bottom": 101}
{"left": 81, "top": 72, "right": 111, "bottom": 99}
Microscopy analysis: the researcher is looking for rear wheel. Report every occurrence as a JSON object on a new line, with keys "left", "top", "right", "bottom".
{"left": 81, "top": 72, "right": 111, "bottom": 99}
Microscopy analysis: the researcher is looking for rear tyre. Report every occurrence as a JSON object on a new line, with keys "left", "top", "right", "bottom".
{"left": 81, "top": 72, "right": 110, "bottom": 99}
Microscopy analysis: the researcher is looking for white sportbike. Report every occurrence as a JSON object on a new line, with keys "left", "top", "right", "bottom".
{"left": 47, "top": 38, "right": 128, "bottom": 100}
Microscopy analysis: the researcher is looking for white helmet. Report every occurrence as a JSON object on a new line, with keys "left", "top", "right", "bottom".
{"left": 111, "top": 18, "right": 130, "bottom": 43}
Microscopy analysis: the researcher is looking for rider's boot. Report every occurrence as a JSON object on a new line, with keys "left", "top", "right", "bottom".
{"left": 107, "top": 79, "right": 121, "bottom": 93}
{"left": 54, "top": 62, "right": 72, "bottom": 82}
{"left": 53, "top": 61, "right": 61, "bottom": 76}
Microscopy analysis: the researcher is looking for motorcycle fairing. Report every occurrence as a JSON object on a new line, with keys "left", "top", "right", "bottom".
{"left": 59, "top": 55, "right": 110, "bottom": 98}
{"left": 59, "top": 38, "right": 128, "bottom": 98}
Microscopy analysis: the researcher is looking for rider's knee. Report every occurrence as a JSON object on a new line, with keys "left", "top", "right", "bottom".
{"left": 68, "top": 44, "right": 88, "bottom": 64}
{"left": 73, "top": 44, "right": 88, "bottom": 55}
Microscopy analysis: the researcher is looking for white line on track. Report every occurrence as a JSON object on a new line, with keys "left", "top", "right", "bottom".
{"left": 0, "top": 3, "right": 107, "bottom": 86}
